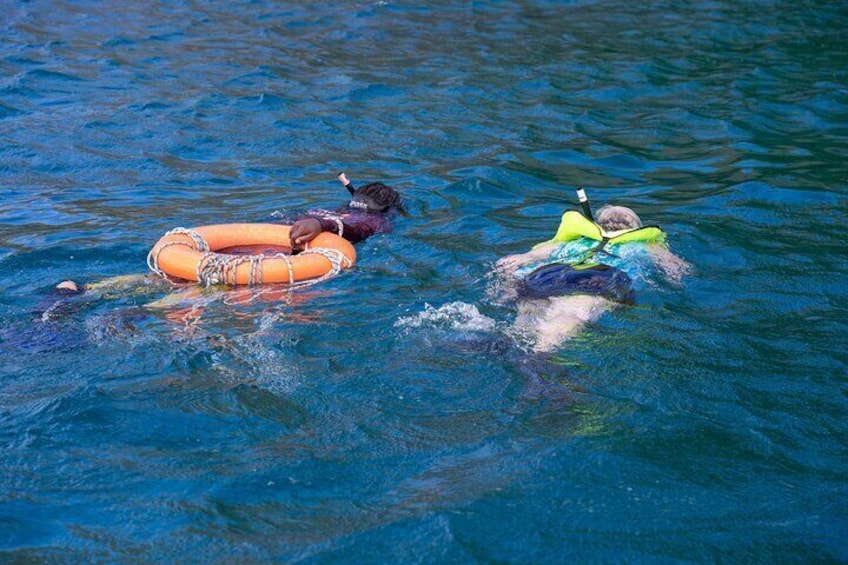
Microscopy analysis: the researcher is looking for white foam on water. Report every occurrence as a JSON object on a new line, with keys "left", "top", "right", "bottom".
{"left": 395, "top": 301, "right": 498, "bottom": 333}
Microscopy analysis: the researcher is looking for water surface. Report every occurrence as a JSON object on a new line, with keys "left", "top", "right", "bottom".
{"left": 1, "top": 1, "right": 846, "bottom": 562}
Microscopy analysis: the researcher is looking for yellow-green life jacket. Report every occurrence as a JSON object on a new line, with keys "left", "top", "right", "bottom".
{"left": 536, "top": 210, "right": 666, "bottom": 247}
{"left": 530, "top": 210, "right": 666, "bottom": 269}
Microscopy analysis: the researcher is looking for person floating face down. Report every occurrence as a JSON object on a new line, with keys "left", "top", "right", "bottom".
{"left": 50, "top": 175, "right": 405, "bottom": 299}
{"left": 496, "top": 201, "right": 690, "bottom": 353}
{"left": 214, "top": 173, "right": 404, "bottom": 265}
{"left": 288, "top": 173, "right": 405, "bottom": 249}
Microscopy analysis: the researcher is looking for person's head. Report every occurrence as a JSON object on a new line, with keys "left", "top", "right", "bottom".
{"left": 595, "top": 205, "right": 642, "bottom": 232}
{"left": 348, "top": 182, "right": 405, "bottom": 215}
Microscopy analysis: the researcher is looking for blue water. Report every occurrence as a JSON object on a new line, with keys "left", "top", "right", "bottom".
{"left": 2, "top": 1, "right": 847, "bottom": 562}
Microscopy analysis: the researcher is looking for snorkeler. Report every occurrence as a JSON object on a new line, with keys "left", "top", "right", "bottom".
{"left": 287, "top": 173, "right": 405, "bottom": 248}
{"left": 495, "top": 190, "right": 690, "bottom": 352}
{"left": 32, "top": 279, "right": 87, "bottom": 322}
{"left": 49, "top": 173, "right": 404, "bottom": 303}
{"left": 23, "top": 175, "right": 405, "bottom": 351}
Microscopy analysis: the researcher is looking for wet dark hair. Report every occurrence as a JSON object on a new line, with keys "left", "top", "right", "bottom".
{"left": 352, "top": 182, "right": 406, "bottom": 215}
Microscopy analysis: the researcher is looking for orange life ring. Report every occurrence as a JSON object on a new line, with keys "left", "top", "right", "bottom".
{"left": 147, "top": 223, "right": 356, "bottom": 286}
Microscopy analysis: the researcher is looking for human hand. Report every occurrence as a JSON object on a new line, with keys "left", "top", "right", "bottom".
{"left": 290, "top": 218, "right": 323, "bottom": 248}
{"left": 496, "top": 254, "right": 525, "bottom": 273}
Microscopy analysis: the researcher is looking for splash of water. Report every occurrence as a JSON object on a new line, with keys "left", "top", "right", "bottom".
{"left": 395, "top": 301, "right": 498, "bottom": 333}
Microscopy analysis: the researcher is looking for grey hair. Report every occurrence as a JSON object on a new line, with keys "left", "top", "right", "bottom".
{"left": 595, "top": 205, "right": 642, "bottom": 231}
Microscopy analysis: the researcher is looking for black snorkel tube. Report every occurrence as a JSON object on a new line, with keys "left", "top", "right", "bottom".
{"left": 338, "top": 172, "right": 356, "bottom": 195}
{"left": 576, "top": 186, "right": 594, "bottom": 221}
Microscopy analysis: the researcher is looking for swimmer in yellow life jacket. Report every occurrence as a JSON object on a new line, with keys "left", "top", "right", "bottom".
{"left": 495, "top": 190, "right": 690, "bottom": 352}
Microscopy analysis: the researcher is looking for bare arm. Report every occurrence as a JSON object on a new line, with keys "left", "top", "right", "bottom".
{"left": 489, "top": 242, "right": 558, "bottom": 303}
{"left": 647, "top": 244, "right": 692, "bottom": 285}
{"left": 495, "top": 241, "right": 558, "bottom": 274}
{"left": 290, "top": 213, "right": 388, "bottom": 249}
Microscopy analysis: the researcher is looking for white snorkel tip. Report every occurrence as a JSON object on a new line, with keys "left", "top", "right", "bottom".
{"left": 575, "top": 186, "right": 594, "bottom": 221}
{"left": 576, "top": 187, "right": 588, "bottom": 203}
{"left": 337, "top": 172, "right": 355, "bottom": 195}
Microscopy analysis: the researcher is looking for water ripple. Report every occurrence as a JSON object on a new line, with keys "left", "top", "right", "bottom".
{"left": 2, "top": 0, "right": 847, "bottom": 562}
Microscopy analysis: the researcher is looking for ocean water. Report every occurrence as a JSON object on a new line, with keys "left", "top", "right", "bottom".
{"left": 1, "top": 1, "right": 846, "bottom": 562}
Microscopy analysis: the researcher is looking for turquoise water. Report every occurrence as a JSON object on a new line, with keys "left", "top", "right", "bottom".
{"left": 2, "top": 1, "right": 847, "bottom": 562}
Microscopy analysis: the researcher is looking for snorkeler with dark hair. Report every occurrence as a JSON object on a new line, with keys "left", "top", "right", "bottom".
{"left": 495, "top": 193, "right": 690, "bottom": 352}
{"left": 46, "top": 174, "right": 404, "bottom": 308}
{"left": 288, "top": 173, "right": 405, "bottom": 248}
{"left": 19, "top": 174, "right": 405, "bottom": 352}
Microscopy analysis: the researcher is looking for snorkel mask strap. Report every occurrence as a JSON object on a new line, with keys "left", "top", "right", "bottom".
{"left": 349, "top": 193, "right": 388, "bottom": 212}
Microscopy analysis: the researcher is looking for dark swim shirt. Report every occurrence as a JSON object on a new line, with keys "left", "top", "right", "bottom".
{"left": 221, "top": 209, "right": 392, "bottom": 257}
{"left": 309, "top": 209, "right": 392, "bottom": 244}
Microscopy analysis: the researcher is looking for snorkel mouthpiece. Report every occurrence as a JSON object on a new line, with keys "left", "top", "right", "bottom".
{"left": 338, "top": 172, "right": 356, "bottom": 196}
{"left": 576, "top": 187, "right": 594, "bottom": 221}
